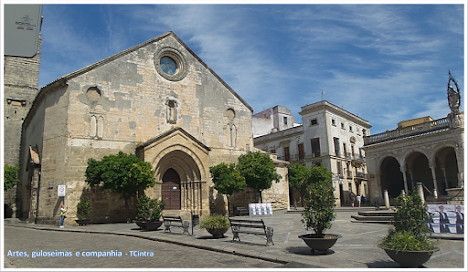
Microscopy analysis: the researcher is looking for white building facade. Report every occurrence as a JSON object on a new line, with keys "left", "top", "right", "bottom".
{"left": 253, "top": 101, "right": 372, "bottom": 207}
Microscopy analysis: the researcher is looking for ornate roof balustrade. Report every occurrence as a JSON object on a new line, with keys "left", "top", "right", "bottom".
{"left": 364, "top": 115, "right": 455, "bottom": 146}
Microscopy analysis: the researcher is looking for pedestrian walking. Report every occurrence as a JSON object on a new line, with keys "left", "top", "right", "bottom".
{"left": 356, "top": 195, "right": 361, "bottom": 207}
{"left": 60, "top": 205, "right": 68, "bottom": 228}
{"left": 349, "top": 192, "right": 355, "bottom": 207}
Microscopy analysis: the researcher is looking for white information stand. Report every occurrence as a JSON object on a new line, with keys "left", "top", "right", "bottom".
{"left": 248, "top": 203, "right": 273, "bottom": 216}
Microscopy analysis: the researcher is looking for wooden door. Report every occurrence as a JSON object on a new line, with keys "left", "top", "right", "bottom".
{"left": 161, "top": 168, "right": 181, "bottom": 210}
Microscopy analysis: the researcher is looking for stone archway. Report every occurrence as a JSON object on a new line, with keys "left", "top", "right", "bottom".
{"left": 380, "top": 156, "right": 404, "bottom": 198}
{"left": 406, "top": 152, "right": 433, "bottom": 194}
{"left": 434, "top": 147, "right": 459, "bottom": 195}
{"left": 137, "top": 128, "right": 211, "bottom": 215}
{"left": 155, "top": 149, "right": 203, "bottom": 212}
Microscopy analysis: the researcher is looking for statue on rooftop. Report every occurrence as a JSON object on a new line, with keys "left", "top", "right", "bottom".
{"left": 447, "top": 71, "right": 461, "bottom": 114}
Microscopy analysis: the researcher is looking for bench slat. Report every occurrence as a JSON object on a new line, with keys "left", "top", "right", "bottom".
{"left": 231, "top": 224, "right": 265, "bottom": 228}
{"left": 228, "top": 218, "right": 273, "bottom": 246}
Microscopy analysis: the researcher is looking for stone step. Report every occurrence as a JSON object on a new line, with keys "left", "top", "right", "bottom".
{"left": 357, "top": 210, "right": 396, "bottom": 217}
{"left": 351, "top": 214, "right": 394, "bottom": 221}
{"left": 350, "top": 219, "right": 392, "bottom": 224}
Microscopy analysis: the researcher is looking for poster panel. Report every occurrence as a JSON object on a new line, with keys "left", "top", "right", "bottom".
{"left": 248, "top": 203, "right": 273, "bottom": 216}
{"left": 426, "top": 204, "right": 464, "bottom": 235}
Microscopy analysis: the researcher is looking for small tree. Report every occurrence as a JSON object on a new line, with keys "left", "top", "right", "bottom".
{"left": 137, "top": 195, "right": 165, "bottom": 222}
{"left": 85, "top": 151, "right": 156, "bottom": 223}
{"left": 301, "top": 165, "right": 336, "bottom": 237}
{"left": 287, "top": 163, "right": 310, "bottom": 209}
{"left": 380, "top": 191, "right": 436, "bottom": 251}
{"left": 76, "top": 198, "right": 92, "bottom": 220}
{"left": 237, "top": 151, "right": 281, "bottom": 203}
{"left": 210, "top": 162, "right": 246, "bottom": 216}
{"left": 4, "top": 164, "right": 19, "bottom": 191}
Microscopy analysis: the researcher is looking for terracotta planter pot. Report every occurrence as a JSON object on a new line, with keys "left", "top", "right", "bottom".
{"left": 298, "top": 234, "right": 341, "bottom": 252}
{"left": 206, "top": 227, "right": 229, "bottom": 238}
{"left": 380, "top": 246, "right": 440, "bottom": 268}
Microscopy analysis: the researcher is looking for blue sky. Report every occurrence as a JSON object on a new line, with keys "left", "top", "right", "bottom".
{"left": 4, "top": 1, "right": 466, "bottom": 134}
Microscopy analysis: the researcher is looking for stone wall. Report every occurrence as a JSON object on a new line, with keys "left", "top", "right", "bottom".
{"left": 4, "top": 36, "right": 42, "bottom": 218}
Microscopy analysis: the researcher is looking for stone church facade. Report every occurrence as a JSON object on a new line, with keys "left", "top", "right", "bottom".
{"left": 18, "top": 31, "right": 289, "bottom": 224}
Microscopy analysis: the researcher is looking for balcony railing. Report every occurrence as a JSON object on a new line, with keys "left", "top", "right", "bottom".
{"left": 277, "top": 153, "right": 326, "bottom": 162}
{"left": 364, "top": 116, "right": 451, "bottom": 146}
{"left": 355, "top": 172, "right": 367, "bottom": 179}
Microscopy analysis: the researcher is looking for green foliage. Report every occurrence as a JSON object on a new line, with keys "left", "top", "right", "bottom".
{"left": 393, "top": 192, "right": 430, "bottom": 237}
{"left": 85, "top": 151, "right": 156, "bottom": 200}
{"left": 301, "top": 165, "right": 336, "bottom": 236}
{"left": 380, "top": 229, "right": 437, "bottom": 251}
{"left": 237, "top": 151, "right": 281, "bottom": 202}
{"left": 4, "top": 164, "right": 19, "bottom": 191}
{"left": 199, "top": 214, "right": 230, "bottom": 229}
{"left": 85, "top": 151, "right": 156, "bottom": 222}
{"left": 76, "top": 198, "right": 92, "bottom": 220}
{"left": 380, "top": 191, "right": 436, "bottom": 251}
{"left": 210, "top": 162, "right": 246, "bottom": 196}
{"left": 287, "top": 163, "right": 310, "bottom": 190}
{"left": 137, "top": 195, "right": 166, "bottom": 221}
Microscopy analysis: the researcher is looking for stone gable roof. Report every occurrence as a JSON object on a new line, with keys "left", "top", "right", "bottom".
{"left": 39, "top": 31, "right": 252, "bottom": 112}
{"left": 137, "top": 126, "right": 211, "bottom": 152}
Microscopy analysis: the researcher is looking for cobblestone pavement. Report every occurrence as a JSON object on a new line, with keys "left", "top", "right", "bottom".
{"left": 4, "top": 226, "right": 282, "bottom": 268}
{"left": 3, "top": 209, "right": 465, "bottom": 269}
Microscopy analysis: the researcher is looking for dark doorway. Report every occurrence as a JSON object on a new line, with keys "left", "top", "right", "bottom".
{"left": 339, "top": 182, "right": 345, "bottom": 206}
{"left": 162, "top": 168, "right": 181, "bottom": 210}
{"left": 380, "top": 157, "right": 404, "bottom": 198}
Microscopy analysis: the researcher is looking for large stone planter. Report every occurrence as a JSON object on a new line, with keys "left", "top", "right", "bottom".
{"left": 134, "top": 221, "right": 146, "bottom": 229}
{"left": 143, "top": 221, "right": 163, "bottom": 231}
{"left": 298, "top": 234, "right": 341, "bottom": 252}
{"left": 206, "top": 227, "right": 229, "bottom": 238}
{"left": 380, "top": 246, "right": 440, "bottom": 268}
{"left": 75, "top": 219, "right": 91, "bottom": 226}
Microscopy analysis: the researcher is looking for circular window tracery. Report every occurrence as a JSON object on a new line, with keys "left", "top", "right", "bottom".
{"left": 154, "top": 47, "right": 187, "bottom": 81}
{"left": 226, "top": 108, "right": 236, "bottom": 120}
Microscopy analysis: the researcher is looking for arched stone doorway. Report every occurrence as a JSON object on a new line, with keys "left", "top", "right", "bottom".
{"left": 434, "top": 147, "right": 459, "bottom": 195}
{"left": 154, "top": 149, "right": 204, "bottom": 212}
{"left": 380, "top": 156, "right": 404, "bottom": 198}
{"left": 162, "top": 168, "right": 181, "bottom": 210}
{"left": 138, "top": 128, "right": 211, "bottom": 215}
{"left": 406, "top": 152, "right": 433, "bottom": 193}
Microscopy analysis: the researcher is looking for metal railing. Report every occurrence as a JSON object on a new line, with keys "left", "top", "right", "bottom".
{"left": 277, "top": 153, "right": 326, "bottom": 162}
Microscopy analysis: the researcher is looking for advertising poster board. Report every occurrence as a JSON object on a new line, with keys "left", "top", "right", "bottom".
{"left": 426, "top": 204, "right": 464, "bottom": 235}
{"left": 248, "top": 203, "right": 273, "bottom": 216}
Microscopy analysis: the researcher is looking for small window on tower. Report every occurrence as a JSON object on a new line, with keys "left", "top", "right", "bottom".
{"left": 283, "top": 117, "right": 288, "bottom": 125}
{"left": 310, "top": 119, "right": 318, "bottom": 126}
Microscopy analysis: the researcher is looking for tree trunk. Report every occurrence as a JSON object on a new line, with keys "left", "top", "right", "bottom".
{"left": 259, "top": 190, "right": 263, "bottom": 203}
{"left": 227, "top": 195, "right": 231, "bottom": 216}
{"left": 124, "top": 197, "right": 130, "bottom": 223}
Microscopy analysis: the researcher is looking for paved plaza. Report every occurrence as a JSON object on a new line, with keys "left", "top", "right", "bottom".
{"left": 3, "top": 208, "right": 465, "bottom": 269}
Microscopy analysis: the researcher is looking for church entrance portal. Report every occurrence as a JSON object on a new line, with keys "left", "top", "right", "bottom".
{"left": 162, "top": 168, "right": 181, "bottom": 210}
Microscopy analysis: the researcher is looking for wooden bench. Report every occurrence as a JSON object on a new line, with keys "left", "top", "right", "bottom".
{"left": 235, "top": 207, "right": 249, "bottom": 216}
{"left": 228, "top": 218, "right": 274, "bottom": 246}
{"left": 162, "top": 216, "right": 189, "bottom": 235}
